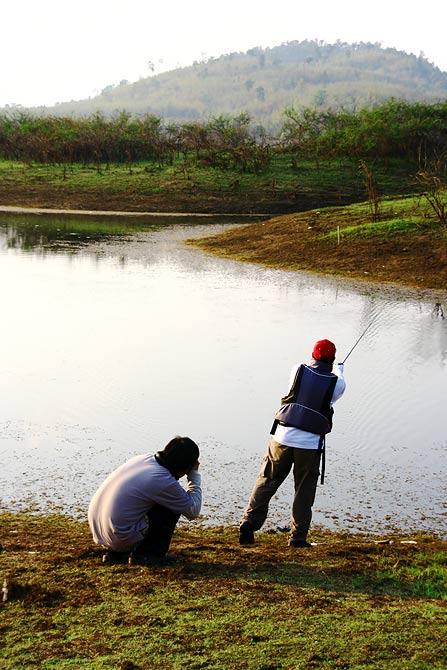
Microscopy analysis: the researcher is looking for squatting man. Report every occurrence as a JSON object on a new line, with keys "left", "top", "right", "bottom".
{"left": 88, "top": 436, "right": 201, "bottom": 565}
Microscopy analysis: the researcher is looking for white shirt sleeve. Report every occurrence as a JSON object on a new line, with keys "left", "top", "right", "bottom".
{"left": 332, "top": 364, "right": 346, "bottom": 404}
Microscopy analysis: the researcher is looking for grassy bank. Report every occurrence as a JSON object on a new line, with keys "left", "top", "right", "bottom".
{"left": 0, "top": 156, "right": 420, "bottom": 215}
{"left": 188, "top": 195, "right": 447, "bottom": 291}
{"left": 1, "top": 157, "right": 445, "bottom": 291}
{"left": 1, "top": 513, "right": 446, "bottom": 669}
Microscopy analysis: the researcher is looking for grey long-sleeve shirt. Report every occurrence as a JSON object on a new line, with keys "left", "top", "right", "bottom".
{"left": 88, "top": 454, "right": 202, "bottom": 550}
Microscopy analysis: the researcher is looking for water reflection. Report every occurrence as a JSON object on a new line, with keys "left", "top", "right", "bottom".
{"left": 4, "top": 217, "right": 157, "bottom": 253}
{"left": 1, "top": 212, "right": 246, "bottom": 254}
{"left": 0, "top": 214, "right": 446, "bottom": 537}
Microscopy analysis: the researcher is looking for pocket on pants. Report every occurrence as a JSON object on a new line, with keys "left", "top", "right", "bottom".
{"left": 260, "top": 454, "right": 274, "bottom": 479}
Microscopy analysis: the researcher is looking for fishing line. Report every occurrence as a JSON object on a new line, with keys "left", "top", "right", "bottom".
{"left": 341, "top": 316, "right": 378, "bottom": 364}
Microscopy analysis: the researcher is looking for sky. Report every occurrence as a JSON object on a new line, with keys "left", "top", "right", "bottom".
{"left": 2, "top": 0, "right": 446, "bottom": 108}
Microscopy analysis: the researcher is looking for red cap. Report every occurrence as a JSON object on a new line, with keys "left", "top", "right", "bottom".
{"left": 312, "top": 339, "right": 336, "bottom": 362}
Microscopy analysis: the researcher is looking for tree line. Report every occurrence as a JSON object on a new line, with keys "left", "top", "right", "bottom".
{"left": 0, "top": 111, "right": 270, "bottom": 174}
{"left": 0, "top": 101, "right": 446, "bottom": 172}
{"left": 280, "top": 100, "right": 447, "bottom": 164}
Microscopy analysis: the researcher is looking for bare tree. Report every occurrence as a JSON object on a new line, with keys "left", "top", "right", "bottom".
{"left": 415, "top": 162, "right": 447, "bottom": 226}
{"left": 359, "top": 160, "right": 380, "bottom": 222}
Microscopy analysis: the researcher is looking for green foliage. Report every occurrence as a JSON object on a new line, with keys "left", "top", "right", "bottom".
{"left": 2, "top": 101, "right": 447, "bottom": 176}
{"left": 280, "top": 100, "right": 447, "bottom": 161}
{"left": 0, "top": 112, "right": 271, "bottom": 174}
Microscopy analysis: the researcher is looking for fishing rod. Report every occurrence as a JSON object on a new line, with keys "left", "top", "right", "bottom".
{"left": 341, "top": 317, "right": 377, "bottom": 364}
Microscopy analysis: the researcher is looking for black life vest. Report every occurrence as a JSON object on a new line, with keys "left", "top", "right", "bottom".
{"left": 272, "top": 363, "right": 337, "bottom": 436}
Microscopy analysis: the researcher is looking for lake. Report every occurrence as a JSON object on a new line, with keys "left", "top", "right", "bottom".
{"left": 1, "top": 212, "right": 446, "bottom": 537}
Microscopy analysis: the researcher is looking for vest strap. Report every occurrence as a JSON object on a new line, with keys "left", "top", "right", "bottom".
{"left": 318, "top": 435, "right": 326, "bottom": 485}
{"left": 270, "top": 418, "right": 279, "bottom": 435}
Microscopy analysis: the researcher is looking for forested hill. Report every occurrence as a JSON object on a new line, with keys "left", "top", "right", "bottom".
{"left": 17, "top": 40, "right": 447, "bottom": 130}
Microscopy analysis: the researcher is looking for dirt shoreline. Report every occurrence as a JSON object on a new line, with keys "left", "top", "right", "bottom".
{"left": 188, "top": 208, "right": 447, "bottom": 293}
{"left": 0, "top": 204, "right": 264, "bottom": 218}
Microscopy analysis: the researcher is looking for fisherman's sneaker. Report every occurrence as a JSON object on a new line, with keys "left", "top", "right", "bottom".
{"left": 288, "top": 538, "right": 312, "bottom": 548}
{"left": 239, "top": 521, "right": 255, "bottom": 545}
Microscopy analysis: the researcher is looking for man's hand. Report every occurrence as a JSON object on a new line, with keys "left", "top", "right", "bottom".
{"left": 189, "top": 460, "right": 200, "bottom": 472}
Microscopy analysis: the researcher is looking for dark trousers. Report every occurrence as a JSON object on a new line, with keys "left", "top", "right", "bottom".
{"left": 242, "top": 438, "right": 321, "bottom": 541}
{"left": 137, "top": 504, "right": 180, "bottom": 558}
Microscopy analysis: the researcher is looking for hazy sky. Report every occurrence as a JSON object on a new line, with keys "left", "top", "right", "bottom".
{"left": 2, "top": 0, "right": 446, "bottom": 107}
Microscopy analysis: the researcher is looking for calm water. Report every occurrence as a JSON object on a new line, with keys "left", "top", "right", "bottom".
{"left": 1, "top": 213, "right": 446, "bottom": 537}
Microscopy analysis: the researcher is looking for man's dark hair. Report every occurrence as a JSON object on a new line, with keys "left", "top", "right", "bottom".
{"left": 156, "top": 436, "right": 199, "bottom": 476}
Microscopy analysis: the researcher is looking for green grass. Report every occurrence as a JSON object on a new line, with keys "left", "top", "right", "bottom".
{"left": 320, "top": 217, "right": 424, "bottom": 241}
{"left": 0, "top": 155, "right": 423, "bottom": 215}
{"left": 318, "top": 193, "right": 446, "bottom": 241}
{"left": 1, "top": 514, "right": 446, "bottom": 669}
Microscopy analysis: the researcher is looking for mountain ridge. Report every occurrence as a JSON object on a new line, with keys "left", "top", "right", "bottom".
{"left": 5, "top": 40, "right": 447, "bottom": 131}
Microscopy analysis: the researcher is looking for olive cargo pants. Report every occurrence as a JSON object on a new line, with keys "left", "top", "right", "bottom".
{"left": 242, "top": 438, "right": 322, "bottom": 541}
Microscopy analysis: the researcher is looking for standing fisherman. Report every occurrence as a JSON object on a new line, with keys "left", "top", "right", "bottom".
{"left": 239, "top": 339, "right": 346, "bottom": 547}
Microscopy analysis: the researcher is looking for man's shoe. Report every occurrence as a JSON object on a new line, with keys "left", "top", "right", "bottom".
{"left": 239, "top": 521, "right": 255, "bottom": 545}
{"left": 129, "top": 552, "right": 177, "bottom": 567}
{"left": 101, "top": 550, "right": 130, "bottom": 565}
{"left": 288, "top": 538, "right": 311, "bottom": 548}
